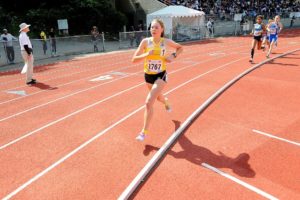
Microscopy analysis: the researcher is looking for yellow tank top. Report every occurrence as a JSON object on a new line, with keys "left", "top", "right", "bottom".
{"left": 143, "top": 37, "right": 167, "bottom": 74}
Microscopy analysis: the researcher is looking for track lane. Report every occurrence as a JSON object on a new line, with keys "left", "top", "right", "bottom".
{"left": 132, "top": 50, "right": 300, "bottom": 199}
{"left": 0, "top": 49, "right": 282, "bottom": 198}
{"left": 1, "top": 30, "right": 298, "bottom": 199}
{"left": 0, "top": 50, "right": 257, "bottom": 198}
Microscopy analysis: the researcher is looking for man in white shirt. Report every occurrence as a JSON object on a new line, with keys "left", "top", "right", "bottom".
{"left": 206, "top": 18, "right": 213, "bottom": 38}
{"left": 19, "top": 22, "right": 36, "bottom": 85}
{"left": 1, "top": 29, "right": 17, "bottom": 64}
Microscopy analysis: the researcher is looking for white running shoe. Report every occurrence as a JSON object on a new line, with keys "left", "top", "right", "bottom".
{"left": 136, "top": 133, "right": 146, "bottom": 141}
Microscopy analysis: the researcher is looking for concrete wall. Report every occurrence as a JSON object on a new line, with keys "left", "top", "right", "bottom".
{"left": 135, "top": 0, "right": 167, "bottom": 15}
{"left": 116, "top": 0, "right": 167, "bottom": 29}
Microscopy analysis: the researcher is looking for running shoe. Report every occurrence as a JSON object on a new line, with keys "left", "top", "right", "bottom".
{"left": 26, "top": 79, "right": 36, "bottom": 85}
{"left": 165, "top": 103, "right": 172, "bottom": 112}
{"left": 136, "top": 133, "right": 146, "bottom": 141}
{"left": 164, "top": 99, "right": 172, "bottom": 112}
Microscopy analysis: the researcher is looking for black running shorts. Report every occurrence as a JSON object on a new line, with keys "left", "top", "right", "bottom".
{"left": 254, "top": 35, "right": 262, "bottom": 41}
{"left": 144, "top": 71, "right": 167, "bottom": 84}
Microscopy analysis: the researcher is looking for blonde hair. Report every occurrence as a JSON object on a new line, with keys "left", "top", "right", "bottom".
{"left": 151, "top": 19, "right": 165, "bottom": 37}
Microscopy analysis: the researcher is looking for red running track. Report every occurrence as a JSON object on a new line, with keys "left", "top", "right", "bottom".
{"left": 0, "top": 29, "right": 300, "bottom": 199}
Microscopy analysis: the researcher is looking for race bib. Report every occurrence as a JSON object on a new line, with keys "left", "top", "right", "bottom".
{"left": 254, "top": 30, "right": 262, "bottom": 36}
{"left": 269, "top": 28, "right": 277, "bottom": 34}
{"left": 148, "top": 60, "right": 162, "bottom": 73}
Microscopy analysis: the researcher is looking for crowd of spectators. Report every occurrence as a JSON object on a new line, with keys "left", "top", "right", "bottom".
{"left": 160, "top": 0, "right": 300, "bottom": 20}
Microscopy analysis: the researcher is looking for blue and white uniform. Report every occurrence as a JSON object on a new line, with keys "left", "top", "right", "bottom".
{"left": 268, "top": 22, "right": 278, "bottom": 43}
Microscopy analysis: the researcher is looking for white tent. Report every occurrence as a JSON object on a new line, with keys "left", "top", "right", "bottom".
{"left": 146, "top": 6, "right": 205, "bottom": 39}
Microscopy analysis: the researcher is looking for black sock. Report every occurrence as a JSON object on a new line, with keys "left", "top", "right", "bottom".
{"left": 251, "top": 49, "right": 254, "bottom": 58}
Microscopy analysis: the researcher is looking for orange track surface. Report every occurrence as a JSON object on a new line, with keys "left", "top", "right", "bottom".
{"left": 1, "top": 29, "right": 299, "bottom": 199}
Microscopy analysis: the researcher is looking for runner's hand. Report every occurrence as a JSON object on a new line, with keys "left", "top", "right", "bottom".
{"left": 165, "top": 55, "right": 175, "bottom": 63}
{"left": 147, "top": 50, "right": 154, "bottom": 56}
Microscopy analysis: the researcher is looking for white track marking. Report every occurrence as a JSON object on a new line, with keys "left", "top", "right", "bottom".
{"left": 2, "top": 39, "right": 295, "bottom": 107}
{"left": 2, "top": 55, "right": 254, "bottom": 199}
{"left": 2, "top": 106, "right": 145, "bottom": 200}
{"left": 0, "top": 63, "right": 141, "bottom": 105}
{"left": 0, "top": 56, "right": 132, "bottom": 91}
{"left": 0, "top": 53, "right": 132, "bottom": 85}
{"left": 6, "top": 90, "right": 27, "bottom": 96}
{"left": 118, "top": 48, "right": 300, "bottom": 200}
{"left": 253, "top": 130, "right": 300, "bottom": 146}
{"left": 0, "top": 82, "right": 144, "bottom": 151}
{"left": 0, "top": 41, "right": 248, "bottom": 93}
{"left": 2, "top": 46, "right": 299, "bottom": 199}
{"left": 0, "top": 47, "right": 247, "bottom": 122}
{"left": 201, "top": 163, "right": 278, "bottom": 200}
{"left": 0, "top": 72, "right": 140, "bottom": 122}
{"left": 7, "top": 37, "right": 297, "bottom": 120}
{"left": 0, "top": 55, "right": 249, "bottom": 150}
{"left": 0, "top": 45, "right": 242, "bottom": 106}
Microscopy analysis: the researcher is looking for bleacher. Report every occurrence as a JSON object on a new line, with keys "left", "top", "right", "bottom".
{"left": 157, "top": 0, "right": 300, "bottom": 21}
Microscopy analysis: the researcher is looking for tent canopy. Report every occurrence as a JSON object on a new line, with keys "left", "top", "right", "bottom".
{"left": 147, "top": 5, "right": 205, "bottom": 18}
{"left": 147, "top": 6, "right": 205, "bottom": 38}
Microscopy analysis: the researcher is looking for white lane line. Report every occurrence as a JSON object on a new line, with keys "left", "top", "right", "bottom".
{"left": 118, "top": 48, "right": 300, "bottom": 200}
{"left": 2, "top": 106, "right": 145, "bottom": 200}
{"left": 0, "top": 72, "right": 140, "bottom": 122}
{"left": 0, "top": 62, "right": 141, "bottom": 105}
{"left": 0, "top": 55, "right": 248, "bottom": 151}
{"left": 0, "top": 41, "right": 248, "bottom": 94}
{"left": 253, "top": 129, "right": 300, "bottom": 147}
{"left": 0, "top": 82, "right": 144, "bottom": 151}
{"left": 0, "top": 53, "right": 132, "bottom": 85}
{"left": 1, "top": 39, "right": 292, "bottom": 108}
{"left": 201, "top": 163, "right": 278, "bottom": 200}
{"left": 0, "top": 57, "right": 133, "bottom": 93}
{"left": 0, "top": 46, "right": 245, "bottom": 122}
{"left": 2, "top": 55, "right": 251, "bottom": 199}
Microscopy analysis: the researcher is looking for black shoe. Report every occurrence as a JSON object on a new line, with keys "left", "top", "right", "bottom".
{"left": 26, "top": 79, "right": 36, "bottom": 85}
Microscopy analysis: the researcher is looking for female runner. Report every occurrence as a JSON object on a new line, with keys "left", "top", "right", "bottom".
{"left": 266, "top": 19, "right": 279, "bottom": 58}
{"left": 249, "top": 15, "right": 266, "bottom": 63}
{"left": 132, "top": 19, "right": 183, "bottom": 141}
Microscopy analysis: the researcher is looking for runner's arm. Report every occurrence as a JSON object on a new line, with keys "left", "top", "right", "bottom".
{"left": 165, "top": 39, "right": 183, "bottom": 63}
{"left": 279, "top": 22, "right": 283, "bottom": 33}
{"left": 132, "top": 39, "right": 152, "bottom": 63}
